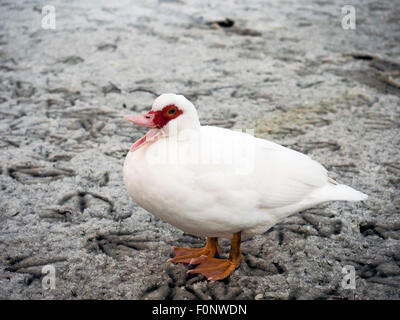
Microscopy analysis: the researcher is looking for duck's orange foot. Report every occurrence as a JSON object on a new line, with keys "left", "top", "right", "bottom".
{"left": 168, "top": 237, "right": 221, "bottom": 264}
{"left": 168, "top": 246, "right": 214, "bottom": 264}
{"left": 187, "top": 255, "right": 240, "bottom": 281}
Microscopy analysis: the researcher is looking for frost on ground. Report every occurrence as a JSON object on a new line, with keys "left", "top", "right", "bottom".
{"left": 0, "top": 0, "right": 399, "bottom": 299}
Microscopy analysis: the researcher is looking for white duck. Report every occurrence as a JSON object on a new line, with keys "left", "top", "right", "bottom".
{"left": 123, "top": 93, "right": 367, "bottom": 281}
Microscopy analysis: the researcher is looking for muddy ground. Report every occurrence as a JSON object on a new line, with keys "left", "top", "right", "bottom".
{"left": 0, "top": 0, "right": 399, "bottom": 299}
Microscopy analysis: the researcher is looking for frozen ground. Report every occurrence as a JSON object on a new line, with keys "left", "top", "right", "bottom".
{"left": 0, "top": 0, "right": 399, "bottom": 299}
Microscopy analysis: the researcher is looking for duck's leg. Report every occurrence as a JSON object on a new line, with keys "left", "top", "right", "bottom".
{"left": 168, "top": 237, "right": 221, "bottom": 264}
{"left": 188, "top": 232, "right": 242, "bottom": 281}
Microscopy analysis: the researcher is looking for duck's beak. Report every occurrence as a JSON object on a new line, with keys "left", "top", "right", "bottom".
{"left": 124, "top": 112, "right": 156, "bottom": 128}
{"left": 124, "top": 112, "right": 161, "bottom": 152}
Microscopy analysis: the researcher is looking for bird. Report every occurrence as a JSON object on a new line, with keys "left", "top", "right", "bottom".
{"left": 123, "top": 93, "right": 368, "bottom": 281}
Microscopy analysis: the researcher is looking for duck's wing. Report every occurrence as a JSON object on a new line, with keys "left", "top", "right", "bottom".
{"left": 252, "top": 137, "right": 328, "bottom": 208}
{"left": 194, "top": 126, "right": 329, "bottom": 209}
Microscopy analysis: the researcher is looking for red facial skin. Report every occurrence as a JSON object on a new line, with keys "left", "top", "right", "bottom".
{"left": 123, "top": 104, "right": 183, "bottom": 152}
{"left": 149, "top": 104, "right": 183, "bottom": 128}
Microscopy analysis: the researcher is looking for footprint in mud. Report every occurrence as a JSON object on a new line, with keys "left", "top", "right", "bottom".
{"left": 57, "top": 56, "right": 84, "bottom": 65}
{"left": 86, "top": 231, "right": 162, "bottom": 260}
{"left": 8, "top": 165, "right": 74, "bottom": 184}
{"left": 58, "top": 191, "right": 115, "bottom": 218}
{"left": 5, "top": 255, "right": 67, "bottom": 286}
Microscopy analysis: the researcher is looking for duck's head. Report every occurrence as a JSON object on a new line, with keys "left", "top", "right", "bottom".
{"left": 124, "top": 93, "right": 200, "bottom": 152}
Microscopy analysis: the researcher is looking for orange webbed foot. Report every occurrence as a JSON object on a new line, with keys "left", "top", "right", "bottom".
{"left": 168, "top": 246, "right": 213, "bottom": 264}
{"left": 187, "top": 255, "right": 240, "bottom": 281}
{"left": 168, "top": 237, "right": 220, "bottom": 264}
{"left": 169, "top": 233, "right": 242, "bottom": 281}
{"left": 188, "top": 232, "right": 242, "bottom": 281}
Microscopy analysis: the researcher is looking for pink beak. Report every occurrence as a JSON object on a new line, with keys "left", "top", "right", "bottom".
{"left": 124, "top": 112, "right": 161, "bottom": 152}
{"left": 123, "top": 113, "right": 156, "bottom": 128}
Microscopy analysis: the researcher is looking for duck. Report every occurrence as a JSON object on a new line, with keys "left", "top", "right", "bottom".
{"left": 123, "top": 93, "right": 368, "bottom": 281}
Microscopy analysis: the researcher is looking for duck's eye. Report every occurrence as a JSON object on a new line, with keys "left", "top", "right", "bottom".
{"left": 168, "top": 108, "right": 176, "bottom": 115}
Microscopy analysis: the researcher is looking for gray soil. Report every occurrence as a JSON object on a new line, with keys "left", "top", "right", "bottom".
{"left": 0, "top": 0, "right": 399, "bottom": 299}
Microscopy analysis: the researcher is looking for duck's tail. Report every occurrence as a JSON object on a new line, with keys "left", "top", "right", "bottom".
{"left": 319, "top": 178, "right": 368, "bottom": 202}
{"left": 330, "top": 184, "right": 368, "bottom": 201}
